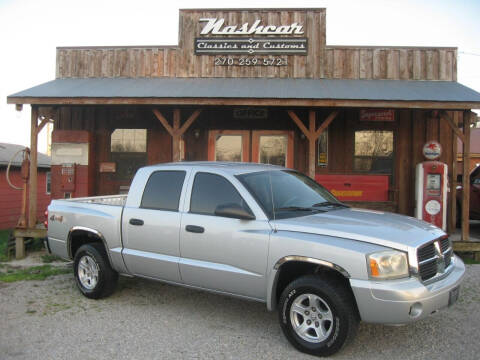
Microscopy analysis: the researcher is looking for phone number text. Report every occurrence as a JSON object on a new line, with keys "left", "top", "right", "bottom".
{"left": 214, "top": 57, "right": 288, "bottom": 66}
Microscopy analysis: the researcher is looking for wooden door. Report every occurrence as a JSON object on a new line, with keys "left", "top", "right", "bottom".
{"left": 208, "top": 130, "right": 250, "bottom": 162}
{"left": 252, "top": 130, "right": 294, "bottom": 168}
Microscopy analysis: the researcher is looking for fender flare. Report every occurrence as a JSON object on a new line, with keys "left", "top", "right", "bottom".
{"left": 267, "top": 255, "right": 350, "bottom": 311}
{"left": 67, "top": 226, "right": 113, "bottom": 266}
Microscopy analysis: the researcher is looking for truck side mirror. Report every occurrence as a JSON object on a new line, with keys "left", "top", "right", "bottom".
{"left": 214, "top": 203, "right": 256, "bottom": 220}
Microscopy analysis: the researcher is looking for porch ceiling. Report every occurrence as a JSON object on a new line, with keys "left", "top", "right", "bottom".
{"left": 7, "top": 77, "right": 480, "bottom": 109}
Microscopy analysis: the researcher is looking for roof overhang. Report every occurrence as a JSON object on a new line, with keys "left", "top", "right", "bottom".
{"left": 7, "top": 78, "right": 480, "bottom": 109}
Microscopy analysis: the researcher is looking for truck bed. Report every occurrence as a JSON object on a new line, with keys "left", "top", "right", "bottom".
{"left": 61, "top": 195, "right": 127, "bottom": 206}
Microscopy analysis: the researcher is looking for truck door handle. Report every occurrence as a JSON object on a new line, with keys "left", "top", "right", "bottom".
{"left": 185, "top": 225, "right": 204, "bottom": 233}
{"left": 129, "top": 218, "right": 144, "bottom": 226}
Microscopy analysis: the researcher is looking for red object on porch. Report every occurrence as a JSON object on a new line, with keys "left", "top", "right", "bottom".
{"left": 315, "top": 174, "right": 389, "bottom": 202}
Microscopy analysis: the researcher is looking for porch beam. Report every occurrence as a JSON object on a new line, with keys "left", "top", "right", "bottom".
{"left": 36, "top": 116, "right": 50, "bottom": 135}
{"left": 287, "top": 111, "right": 310, "bottom": 139}
{"left": 315, "top": 110, "right": 339, "bottom": 138}
{"left": 153, "top": 109, "right": 201, "bottom": 163}
{"left": 172, "top": 110, "right": 181, "bottom": 162}
{"left": 440, "top": 111, "right": 465, "bottom": 143}
{"left": 461, "top": 111, "right": 472, "bottom": 241}
{"left": 288, "top": 110, "right": 339, "bottom": 179}
{"left": 450, "top": 112, "right": 458, "bottom": 232}
{"left": 28, "top": 106, "right": 39, "bottom": 228}
{"left": 152, "top": 109, "right": 174, "bottom": 136}
{"left": 178, "top": 110, "right": 202, "bottom": 136}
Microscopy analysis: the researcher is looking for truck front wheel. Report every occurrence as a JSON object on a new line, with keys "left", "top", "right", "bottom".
{"left": 73, "top": 243, "right": 118, "bottom": 299}
{"left": 278, "top": 275, "right": 358, "bottom": 357}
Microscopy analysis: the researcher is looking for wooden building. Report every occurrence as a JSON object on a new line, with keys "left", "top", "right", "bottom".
{"left": 0, "top": 143, "right": 50, "bottom": 230}
{"left": 6, "top": 8, "right": 480, "bottom": 240}
{"left": 457, "top": 127, "right": 480, "bottom": 174}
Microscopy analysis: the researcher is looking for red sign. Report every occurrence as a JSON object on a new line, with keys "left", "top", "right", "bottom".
{"left": 359, "top": 109, "right": 395, "bottom": 122}
{"left": 315, "top": 174, "right": 389, "bottom": 202}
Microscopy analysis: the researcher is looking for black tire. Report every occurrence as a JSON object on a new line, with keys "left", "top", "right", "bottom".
{"left": 278, "top": 275, "right": 359, "bottom": 357}
{"left": 73, "top": 243, "right": 118, "bottom": 299}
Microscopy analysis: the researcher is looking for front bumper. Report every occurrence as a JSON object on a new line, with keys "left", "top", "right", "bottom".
{"left": 350, "top": 255, "right": 465, "bottom": 325}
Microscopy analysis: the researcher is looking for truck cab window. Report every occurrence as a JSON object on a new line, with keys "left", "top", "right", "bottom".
{"left": 190, "top": 172, "right": 249, "bottom": 216}
{"left": 141, "top": 171, "right": 186, "bottom": 211}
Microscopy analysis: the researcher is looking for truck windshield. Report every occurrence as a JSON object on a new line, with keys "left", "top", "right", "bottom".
{"left": 236, "top": 170, "right": 347, "bottom": 219}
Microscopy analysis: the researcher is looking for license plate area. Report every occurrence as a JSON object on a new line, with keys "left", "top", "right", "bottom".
{"left": 448, "top": 286, "right": 460, "bottom": 306}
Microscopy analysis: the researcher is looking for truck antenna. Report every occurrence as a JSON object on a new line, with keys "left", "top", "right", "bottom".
{"left": 268, "top": 170, "right": 277, "bottom": 233}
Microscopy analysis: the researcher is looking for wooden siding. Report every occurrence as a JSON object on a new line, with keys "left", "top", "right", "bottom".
{"left": 57, "top": 9, "right": 326, "bottom": 79}
{"left": 324, "top": 46, "right": 457, "bottom": 81}
{"left": 0, "top": 169, "right": 50, "bottom": 230}
{"left": 54, "top": 8, "right": 456, "bottom": 82}
{"left": 56, "top": 45, "right": 457, "bottom": 81}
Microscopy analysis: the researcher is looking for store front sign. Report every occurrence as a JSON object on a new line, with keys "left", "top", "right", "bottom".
{"left": 233, "top": 108, "right": 268, "bottom": 119}
{"left": 196, "top": 18, "right": 307, "bottom": 55}
{"left": 359, "top": 109, "right": 395, "bottom": 122}
{"left": 195, "top": 38, "right": 307, "bottom": 55}
{"left": 199, "top": 18, "right": 304, "bottom": 35}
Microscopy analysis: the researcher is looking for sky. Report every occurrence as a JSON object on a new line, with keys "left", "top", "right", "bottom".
{"left": 0, "top": 0, "right": 479, "bottom": 153}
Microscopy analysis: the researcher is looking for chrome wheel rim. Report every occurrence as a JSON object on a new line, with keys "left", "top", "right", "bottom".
{"left": 77, "top": 255, "right": 99, "bottom": 290}
{"left": 289, "top": 293, "right": 334, "bottom": 343}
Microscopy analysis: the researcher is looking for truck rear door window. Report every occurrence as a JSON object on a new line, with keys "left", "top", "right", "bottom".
{"left": 141, "top": 171, "right": 186, "bottom": 211}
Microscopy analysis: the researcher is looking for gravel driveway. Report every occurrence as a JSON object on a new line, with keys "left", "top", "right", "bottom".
{"left": 1, "top": 265, "right": 479, "bottom": 360}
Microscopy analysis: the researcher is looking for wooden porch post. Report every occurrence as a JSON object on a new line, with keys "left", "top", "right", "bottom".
{"left": 153, "top": 109, "right": 202, "bottom": 162}
{"left": 450, "top": 112, "right": 458, "bottom": 232}
{"left": 288, "top": 109, "right": 338, "bottom": 179}
{"left": 462, "top": 111, "right": 471, "bottom": 241}
{"left": 28, "top": 106, "right": 39, "bottom": 228}
{"left": 172, "top": 110, "right": 181, "bottom": 162}
{"left": 440, "top": 110, "right": 465, "bottom": 233}
{"left": 308, "top": 111, "right": 316, "bottom": 179}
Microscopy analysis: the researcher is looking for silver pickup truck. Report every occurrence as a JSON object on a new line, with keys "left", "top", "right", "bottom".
{"left": 46, "top": 162, "right": 465, "bottom": 357}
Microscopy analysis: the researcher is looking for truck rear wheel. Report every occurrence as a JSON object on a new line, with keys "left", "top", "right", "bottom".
{"left": 278, "top": 275, "right": 358, "bottom": 357}
{"left": 73, "top": 243, "right": 118, "bottom": 299}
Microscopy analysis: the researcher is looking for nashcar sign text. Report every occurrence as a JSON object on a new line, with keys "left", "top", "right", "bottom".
{"left": 199, "top": 18, "right": 304, "bottom": 36}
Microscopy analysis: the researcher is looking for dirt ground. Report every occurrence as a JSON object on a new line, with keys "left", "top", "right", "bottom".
{"left": 1, "top": 263, "right": 479, "bottom": 360}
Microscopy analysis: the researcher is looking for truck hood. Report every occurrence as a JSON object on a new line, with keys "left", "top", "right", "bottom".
{"left": 272, "top": 207, "right": 445, "bottom": 251}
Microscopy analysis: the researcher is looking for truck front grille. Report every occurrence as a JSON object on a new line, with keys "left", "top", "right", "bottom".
{"left": 417, "top": 237, "right": 452, "bottom": 282}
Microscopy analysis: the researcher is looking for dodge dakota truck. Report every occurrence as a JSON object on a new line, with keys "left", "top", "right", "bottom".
{"left": 46, "top": 162, "right": 465, "bottom": 357}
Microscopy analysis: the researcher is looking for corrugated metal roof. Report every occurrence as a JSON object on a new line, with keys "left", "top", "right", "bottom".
{"left": 0, "top": 143, "right": 50, "bottom": 168}
{"left": 7, "top": 78, "right": 480, "bottom": 103}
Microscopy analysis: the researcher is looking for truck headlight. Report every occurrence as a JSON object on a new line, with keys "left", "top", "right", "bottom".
{"left": 367, "top": 250, "right": 409, "bottom": 280}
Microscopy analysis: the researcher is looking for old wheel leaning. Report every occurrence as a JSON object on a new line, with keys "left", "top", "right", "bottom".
{"left": 73, "top": 243, "right": 118, "bottom": 299}
{"left": 279, "top": 275, "right": 359, "bottom": 357}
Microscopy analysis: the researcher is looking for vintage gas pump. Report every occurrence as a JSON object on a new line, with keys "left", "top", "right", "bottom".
{"left": 415, "top": 141, "right": 448, "bottom": 230}
{"left": 51, "top": 130, "right": 93, "bottom": 199}
{"left": 60, "top": 163, "right": 76, "bottom": 197}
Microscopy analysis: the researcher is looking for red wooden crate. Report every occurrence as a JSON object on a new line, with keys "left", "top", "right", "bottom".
{"left": 315, "top": 174, "right": 389, "bottom": 202}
